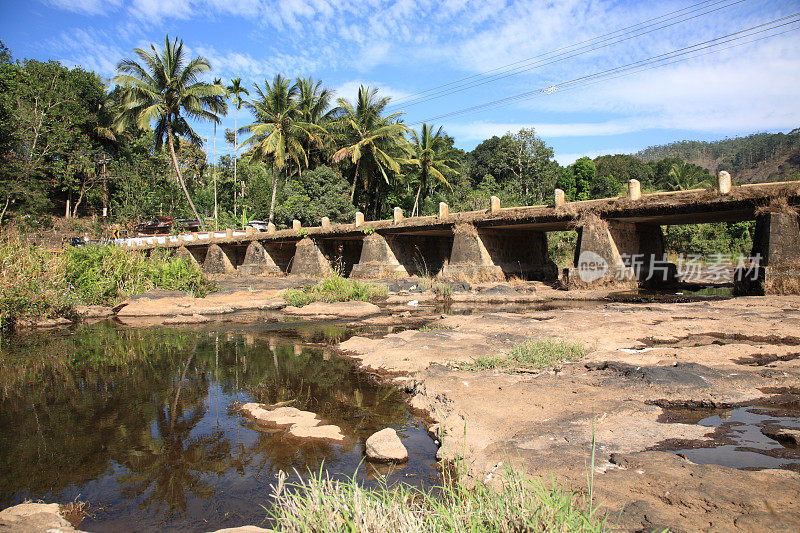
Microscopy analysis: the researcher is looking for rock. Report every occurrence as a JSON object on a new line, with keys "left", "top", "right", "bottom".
{"left": 365, "top": 428, "right": 408, "bottom": 462}
{"left": 479, "top": 284, "right": 519, "bottom": 295}
{"left": 288, "top": 424, "right": 346, "bottom": 441}
{"left": 259, "top": 298, "right": 287, "bottom": 310}
{"left": 163, "top": 314, "right": 210, "bottom": 324}
{"left": 761, "top": 427, "right": 800, "bottom": 445}
{"left": 75, "top": 305, "right": 114, "bottom": 318}
{"left": 33, "top": 317, "right": 72, "bottom": 328}
{"left": 283, "top": 301, "right": 381, "bottom": 318}
{"left": 409, "top": 394, "right": 428, "bottom": 411}
{"left": 239, "top": 403, "right": 345, "bottom": 442}
{"left": 0, "top": 502, "right": 84, "bottom": 532}
{"left": 428, "top": 423, "right": 441, "bottom": 441}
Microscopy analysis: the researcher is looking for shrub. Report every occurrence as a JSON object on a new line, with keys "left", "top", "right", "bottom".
{"left": 283, "top": 273, "right": 387, "bottom": 307}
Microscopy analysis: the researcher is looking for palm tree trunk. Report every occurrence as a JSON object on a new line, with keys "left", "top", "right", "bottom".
{"left": 233, "top": 107, "right": 238, "bottom": 218}
{"left": 167, "top": 123, "right": 206, "bottom": 230}
{"left": 268, "top": 164, "right": 278, "bottom": 223}
{"left": 349, "top": 159, "right": 360, "bottom": 202}
{"left": 412, "top": 181, "right": 422, "bottom": 217}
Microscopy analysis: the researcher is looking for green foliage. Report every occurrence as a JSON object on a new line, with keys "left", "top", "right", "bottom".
{"left": 272, "top": 166, "right": 355, "bottom": 228}
{"left": 548, "top": 231, "right": 578, "bottom": 267}
{"left": 282, "top": 273, "right": 387, "bottom": 307}
{"left": 0, "top": 236, "right": 78, "bottom": 329}
{"left": 664, "top": 221, "right": 754, "bottom": 258}
{"left": 64, "top": 246, "right": 215, "bottom": 305}
{"left": 453, "top": 338, "right": 587, "bottom": 372}
{"left": 267, "top": 461, "right": 605, "bottom": 532}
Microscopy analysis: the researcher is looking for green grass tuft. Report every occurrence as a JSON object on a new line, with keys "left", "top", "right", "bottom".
{"left": 283, "top": 273, "right": 388, "bottom": 307}
{"left": 266, "top": 462, "right": 606, "bottom": 532}
{"left": 453, "top": 338, "right": 587, "bottom": 372}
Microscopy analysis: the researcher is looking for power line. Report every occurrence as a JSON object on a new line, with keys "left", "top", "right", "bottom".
{"left": 388, "top": 0, "right": 749, "bottom": 109}
{"left": 409, "top": 13, "right": 800, "bottom": 125}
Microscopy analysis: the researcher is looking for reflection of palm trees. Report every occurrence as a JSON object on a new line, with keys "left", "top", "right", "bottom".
{"left": 118, "top": 352, "right": 232, "bottom": 519}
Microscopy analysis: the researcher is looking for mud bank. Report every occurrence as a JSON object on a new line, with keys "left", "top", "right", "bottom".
{"left": 338, "top": 296, "right": 800, "bottom": 531}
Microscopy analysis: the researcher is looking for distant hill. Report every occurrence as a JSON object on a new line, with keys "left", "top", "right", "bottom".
{"left": 635, "top": 129, "right": 800, "bottom": 183}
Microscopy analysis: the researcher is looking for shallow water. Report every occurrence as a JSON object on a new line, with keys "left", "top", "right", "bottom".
{"left": 0, "top": 322, "right": 439, "bottom": 531}
{"left": 659, "top": 405, "right": 800, "bottom": 470}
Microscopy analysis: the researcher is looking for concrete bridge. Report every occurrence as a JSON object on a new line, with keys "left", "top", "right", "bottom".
{"left": 126, "top": 173, "right": 800, "bottom": 295}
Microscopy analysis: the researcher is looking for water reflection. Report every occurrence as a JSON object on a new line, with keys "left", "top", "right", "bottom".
{"left": 0, "top": 322, "right": 437, "bottom": 531}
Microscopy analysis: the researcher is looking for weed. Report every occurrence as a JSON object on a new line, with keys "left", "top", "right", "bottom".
{"left": 282, "top": 273, "right": 388, "bottom": 307}
{"left": 452, "top": 338, "right": 587, "bottom": 372}
{"left": 266, "top": 460, "right": 606, "bottom": 532}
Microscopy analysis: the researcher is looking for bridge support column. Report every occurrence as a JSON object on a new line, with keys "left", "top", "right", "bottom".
{"left": 290, "top": 237, "right": 332, "bottom": 277}
{"left": 351, "top": 233, "right": 409, "bottom": 279}
{"left": 238, "top": 241, "right": 282, "bottom": 276}
{"left": 440, "top": 224, "right": 506, "bottom": 282}
{"left": 203, "top": 243, "right": 236, "bottom": 274}
{"left": 735, "top": 207, "right": 800, "bottom": 295}
{"left": 175, "top": 245, "right": 200, "bottom": 266}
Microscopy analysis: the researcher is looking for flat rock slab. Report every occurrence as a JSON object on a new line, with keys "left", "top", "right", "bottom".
{"left": 762, "top": 427, "right": 800, "bottom": 445}
{"left": 0, "top": 502, "right": 85, "bottom": 532}
{"left": 365, "top": 428, "right": 408, "bottom": 462}
{"left": 239, "top": 403, "right": 345, "bottom": 442}
{"left": 163, "top": 314, "right": 211, "bottom": 324}
{"left": 283, "top": 301, "right": 381, "bottom": 319}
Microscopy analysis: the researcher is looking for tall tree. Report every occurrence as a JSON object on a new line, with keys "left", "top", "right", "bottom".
{"left": 401, "top": 123, "right": 461, "bottom": 216}
{"left": 331, "top": 85, "right": 409, "bottom": 215}
{"left": 240, "top": 75, "right": 324, "bottom": 224}
{"left": 667, "top": 161, "right": 712, "bottom": 191}
{"left": 114, "top": 35, "right": 227, "bottom": 230}
{"left": 295, "top": 77, "right": 336, "bottom": 168}
{"left": 226, "top": 77, "right": 249, "bottom": 217}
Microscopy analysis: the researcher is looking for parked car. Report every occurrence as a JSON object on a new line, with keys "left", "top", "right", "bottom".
{"left": 246, "top": 220, "right": 271, "bottom": 231}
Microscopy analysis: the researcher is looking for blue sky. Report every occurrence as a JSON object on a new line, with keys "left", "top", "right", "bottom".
{"left": 1, "top": 0, "right": 798, "bottom": 164}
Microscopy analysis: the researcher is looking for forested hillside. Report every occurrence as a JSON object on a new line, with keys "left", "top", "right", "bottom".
{"left": 636, "top": 130, "right": 800, "bottom": 183}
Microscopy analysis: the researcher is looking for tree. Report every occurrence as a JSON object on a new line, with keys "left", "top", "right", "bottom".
{"left": 226, "top": 78, "right": 249, "bottom": 217}
{"left": 502, "top": 128, "right": 558, "bottom": 204}
{"left": 295, "top": 77, "right": 336, "bottom": 168}
{"left": 401, "top": 123, "right": 460, "bottom": 216}
{"left": 667, "top": 161, "right": 712, "bottom": 190}
{"left": 331, "top": 85, "right": 409, "bottom": 216}
{"left": 240, "top": 75, "right": 325, "bottom": 223}
{"left": 114, "top": 35, "right": 227, "bottom": 230}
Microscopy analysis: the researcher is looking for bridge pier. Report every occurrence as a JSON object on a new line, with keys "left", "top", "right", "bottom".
{"left": 735, "top": 207, "right": 800, "bottom": 295}
{"left": 238, "top": 241, "right": 282, "bottom": 276}
{"left": 204, "top": 243, "right": 236, "bottom": 274}
{"left": 290, "top": 238, "right": 333, "bottom": 277}
{"left": 350, "top": 233, "right": 409, "bottom": 279}
{"left": 439, "top": 224, "right": 505, "bottom": 281}
{"left": 563, "top": 215, "right": 676, "bottom": 288}
{"left": 174, "top": 245, "right": 200, "bottom": 267}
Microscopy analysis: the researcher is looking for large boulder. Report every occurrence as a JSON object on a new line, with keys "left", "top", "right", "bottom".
{"left": 365, "top": 428, "right": 408, "bottom": 462}
{"left": 0, "top": 502, "right": 84, "bottom": 532}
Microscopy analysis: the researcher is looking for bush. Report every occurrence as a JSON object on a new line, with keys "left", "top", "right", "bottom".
{"left": 283, "top": 273, "right": 387, "bottom": 307}
{"left": 453, "top": 338, "right": 587, "bottom": 372}
{"left": 0, "top": 236, "right": 78, "bottom": 329}
{"left": 64, "top": 246, "right": 215, "bottom": 305}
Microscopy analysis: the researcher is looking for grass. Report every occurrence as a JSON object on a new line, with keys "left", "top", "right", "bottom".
{"left": 452, "top": 338, "right": 587, "bottom": 372}
{"left": 418, "top": 323, "right": 454, "bottom": 332}
{"left": 283, "top": 273, "right": 388, "bottom": 307}
{"left": 266, "top": 461, "right": 606, "bottom": 532}
{"left": 0, "top": 232, "right": 216, "bottom": 330}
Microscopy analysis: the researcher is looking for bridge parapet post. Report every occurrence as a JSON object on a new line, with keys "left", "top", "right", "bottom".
{"left": 393, "top": 207, "right": 403, "bottom": 224}
{"left": 225, "top": 228, "right": 233, "bottom": 239}
{"left": 717, "top": 171, "right": 732, "bottom": 195}
{"left": 490, "top": 196, "right": 501, "bottom": 213}
{"left": 292, "top": 220, "right": 301, "bottom": 231}
{"left": 628, "top": 179, "right": 641, "bottom": 200}
{"left": 355, "top": 212, "right": 364, "bottom": 228}
{"left": 321, "top": 217, "right": 330, "bottom": 228}
{"left": 438, "top": 202, "right": 449, "bottom": 219}
{"left": 267, "top": 222, "right": 276, "bottom": 234}
{"left": 554, "top": 189, "right": 566, "bottom": 208}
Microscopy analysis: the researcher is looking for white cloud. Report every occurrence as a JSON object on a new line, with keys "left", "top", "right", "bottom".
{"left": 332, "top": 80, "right": 413, "bottom": 105}
{"left": 45, "top": 0, "right": 123, "bottom": 15}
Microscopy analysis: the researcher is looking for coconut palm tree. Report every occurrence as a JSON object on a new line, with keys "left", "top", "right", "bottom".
{"left": 667, "top": 161, "right": 712, "bottom": 191}
{"left": 401, "top": 123, "right": 461, "bottom": 216}
{"left": 240, "top": 75, "right": 325, "bottom": 224}
{"left": 331, "top": 85, "right": 409, "bottom": 214}
{"left": 295, "top": 77, "right": 337, "bottom": 168}
{"left": 114, "top": 35, "right": 227, "bottom": 230}
{"left": 227, "top": 78, "right": 249, "bottom": 217}
{"left": 211, "top": 78, "right": 228, "bottom": 227}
